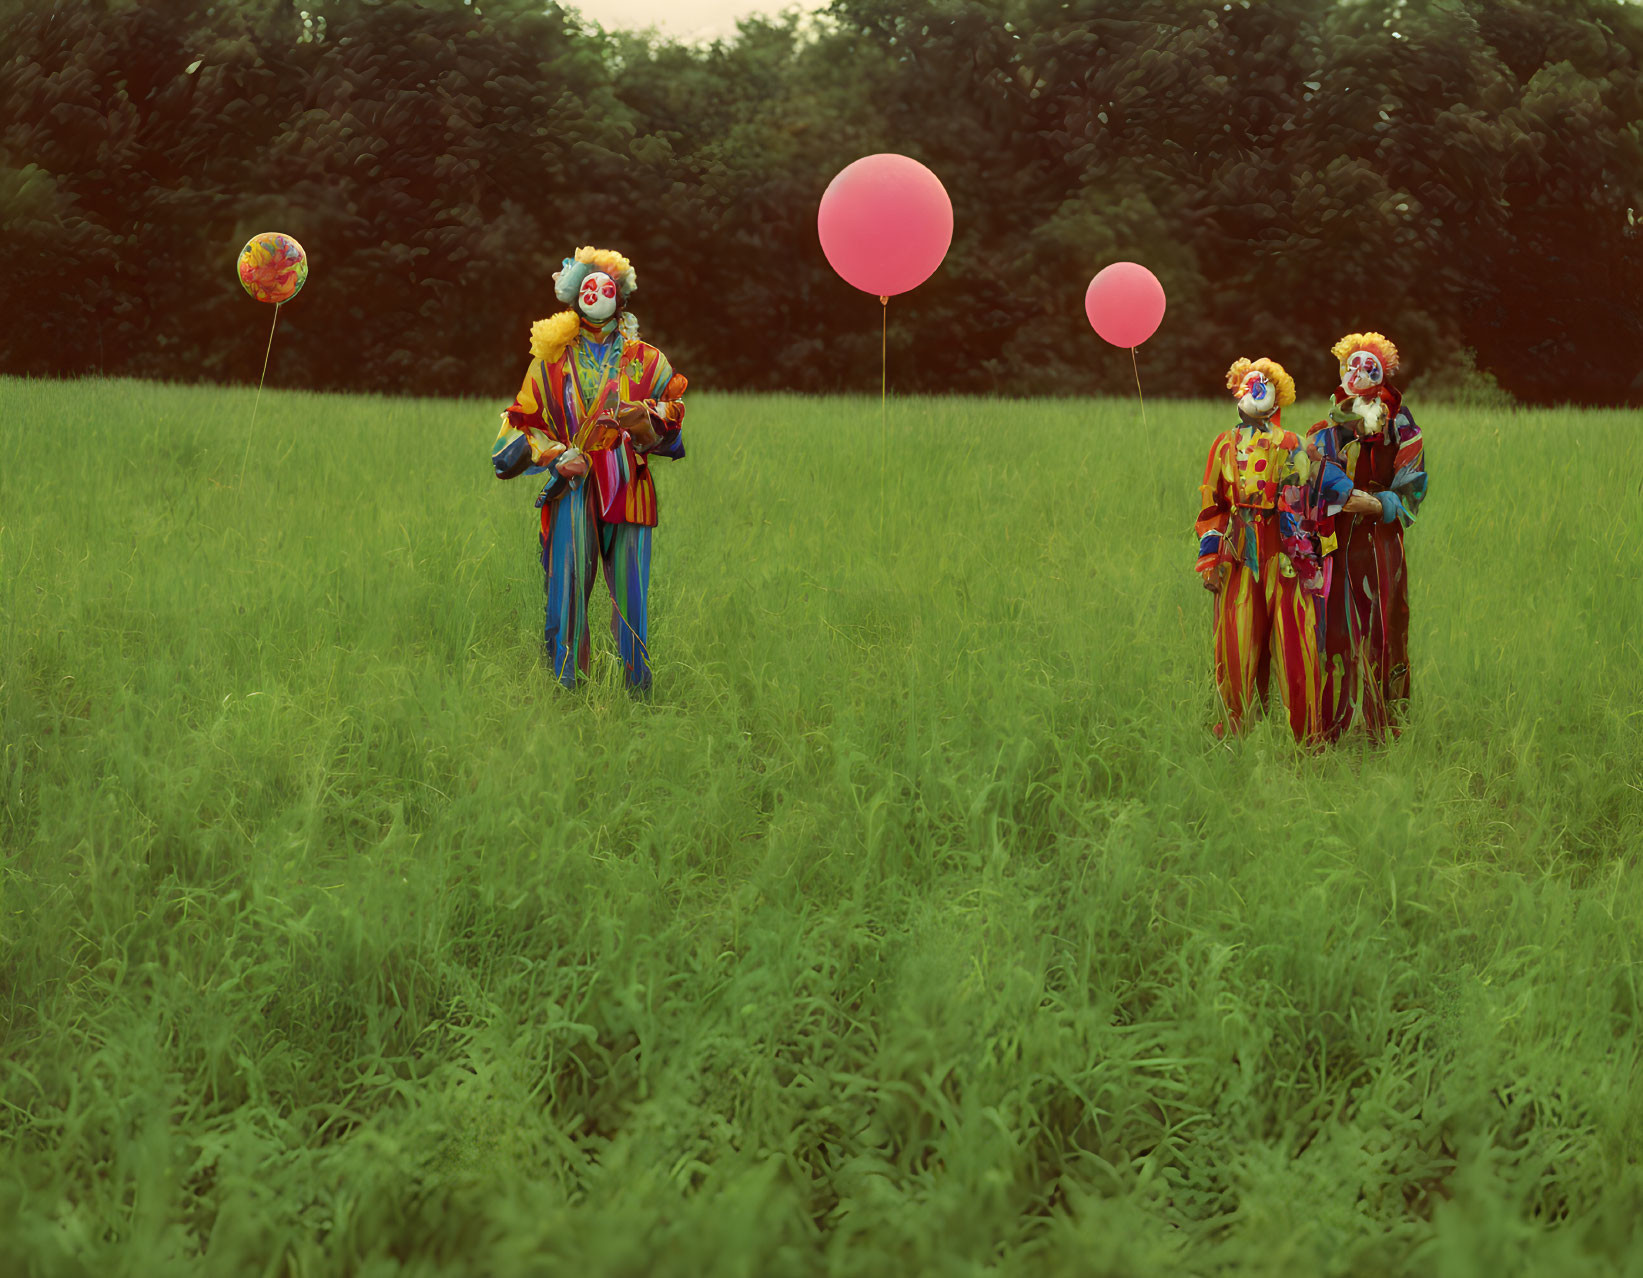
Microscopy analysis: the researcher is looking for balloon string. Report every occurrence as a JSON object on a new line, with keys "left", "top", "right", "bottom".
{"left": 880, "top": 295, "right": 887, "bottom": 418}
{"left": 239, "top": 302, "right": 281, "bottom": 488}
{"left": 1131, "top": 345, "right": 1148, "bottom": 430}
{"left": 880, "top": 294, "right": 888, "bottom": 540}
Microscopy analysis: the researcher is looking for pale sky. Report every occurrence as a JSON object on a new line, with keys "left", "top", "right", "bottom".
{"left": 578, "top": 0, "right": 825, "bottom": 42}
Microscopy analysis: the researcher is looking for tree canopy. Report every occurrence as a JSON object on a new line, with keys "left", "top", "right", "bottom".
{"left": 2, "top": 0, "right": 1639, "bottom": 403}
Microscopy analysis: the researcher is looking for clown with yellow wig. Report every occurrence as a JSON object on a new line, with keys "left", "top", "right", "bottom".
{"left": 490, "top": 247, "right": 686, "bottom": 693}
{"left": 1194, "top": 357, "right": 1324, "bottom": 742}
{"left": 1305, "top": 332, "right": 1429, "bottom": 741}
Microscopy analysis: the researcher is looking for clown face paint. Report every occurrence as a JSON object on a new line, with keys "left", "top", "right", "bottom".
{"left": 1237, "top": 369, "right": 1279, "bottom": 420}
{"left": 1341, "top": 350, "right": 1384, "bottom": 397}
{"left": 578, "top": 271, "right": 619, "bottom": 321}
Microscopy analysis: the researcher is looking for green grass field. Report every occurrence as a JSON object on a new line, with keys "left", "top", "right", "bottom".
{"left": 2, "top": 375, "right": 1640, "bottom": 1276}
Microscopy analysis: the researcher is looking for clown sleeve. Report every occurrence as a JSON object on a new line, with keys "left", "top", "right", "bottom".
{"left": 1318, "top": 461, "right": 1355, "bottom": 516}
{"left": 1305, "top": 424, "right": 1356, "bottom": 516}
{"left": 633, "top": 350, "right": 687, "bottom": 461}
{"left": 492, "top": 359, "right": 565, "bottom": 481}
{"left": 1194, "top": 434, "right": 1232, "bottom": 574}
{"left": 1379, "top": 407, "right": 1427, "bottom": 526}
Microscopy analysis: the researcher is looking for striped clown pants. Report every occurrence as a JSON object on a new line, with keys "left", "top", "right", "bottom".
{"left": 1211, "top": 557, "right": 1321, "bottom": 744}
{"left": 540, "top": 483, "right": 653, "bottom": 693}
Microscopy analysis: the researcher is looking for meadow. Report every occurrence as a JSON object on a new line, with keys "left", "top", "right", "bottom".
{"left": 1, "top": 376, "right": 1640, "bottom": 1276}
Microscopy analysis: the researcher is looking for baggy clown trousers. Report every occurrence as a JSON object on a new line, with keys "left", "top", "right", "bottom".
{"left": 540, "top": 480, "right": 653, "bottom": 692}
{"left": 1211, "top": 550, "right": 1321, "bottom": 744}
{"left": 1317, "top": 514, "right": 1412, "bottom": 742}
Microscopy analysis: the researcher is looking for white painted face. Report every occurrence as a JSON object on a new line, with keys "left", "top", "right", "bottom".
{"left": 578, "top": 271, "right": 618, "bottom": 321}
{"left": 1236, "top": 369, "right": 1279, "bottom": 420}
{"left": 1341, "top": 350, "right": 1384, "bottom": 397}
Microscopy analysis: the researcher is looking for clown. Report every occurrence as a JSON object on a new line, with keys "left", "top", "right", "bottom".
{"left": 490, "top": 246, "right": 686, "bottom": 693}
{"left": 1305, "top": 332, "right": 1428, "bottom": 740}
{"left": 1194, "top": 357, "right": 1325, "bottom": 742}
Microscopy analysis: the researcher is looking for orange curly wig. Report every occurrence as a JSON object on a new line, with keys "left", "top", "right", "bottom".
{"left": 1331, "top": 332, "right": 1399, "bottom": 375}
{"left": 1225, "top": 357, "right": 1297, "bottom": 408}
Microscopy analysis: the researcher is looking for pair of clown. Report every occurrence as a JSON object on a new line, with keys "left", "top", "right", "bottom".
{"left": 490, "top": 246, "right": 686, "bottom": 694}
{"left": 1195, "top": 335, "right": 1429, "bottom": 744}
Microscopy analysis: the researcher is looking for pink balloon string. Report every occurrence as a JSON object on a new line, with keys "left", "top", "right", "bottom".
{"left": 1131, "top": 346, "right": 1148, "bottom": 429}
{"left": 880, "top": 295, "right": 888, "bottom": 539}
{"left": 881, "top": 295, "right": 888, "bottom": 413}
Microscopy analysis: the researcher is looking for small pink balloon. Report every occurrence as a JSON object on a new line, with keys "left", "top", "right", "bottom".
{"left": 818, "top": 154, "right": 954, "bottom": 297}
{"left": 1085, "top": 262, "right": 1167, "bottom": 348}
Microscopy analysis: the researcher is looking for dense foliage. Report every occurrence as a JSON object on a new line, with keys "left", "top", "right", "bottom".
{"left": 2, "top": 0, "right": 1641, "bottom": 402}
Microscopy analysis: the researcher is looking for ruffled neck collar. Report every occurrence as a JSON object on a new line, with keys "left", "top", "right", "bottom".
{"left": 1331, "top": 383, "right": 1402, "bottom": 420}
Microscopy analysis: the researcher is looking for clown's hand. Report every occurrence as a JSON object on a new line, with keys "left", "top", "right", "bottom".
{"left": 614, "top": 401, "right": 660, "bottom": 452}
{"left": 555, "top": 447, "right": 589, "bottom": 478}
{"left": 1343, "top": 489, "right": 1382, "bottom": 517}
{"left": 1202, "top": 564, "right": 1227, "bottom": 593}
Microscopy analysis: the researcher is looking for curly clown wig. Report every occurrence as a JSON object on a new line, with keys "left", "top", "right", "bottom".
{"left": 530, "top": 246, "right": 641, "bottom": 364}
{"left": 1330, "top": 332, "right": 1399, "bottom": 376}
{"left": 1224, "top": 357, "right": 1297, "bottom": 409}
{"left": 554, "top": 246, "right": 639, "bottom": 305}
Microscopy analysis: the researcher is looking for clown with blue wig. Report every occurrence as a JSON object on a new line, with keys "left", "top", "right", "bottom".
{"left": 490, "top": 247, "right": 686, "bottom": 693}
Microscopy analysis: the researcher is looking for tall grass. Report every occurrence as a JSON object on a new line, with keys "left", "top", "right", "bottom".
{"left": 1, "top": 376, "right": 1640, "bottom": 1275}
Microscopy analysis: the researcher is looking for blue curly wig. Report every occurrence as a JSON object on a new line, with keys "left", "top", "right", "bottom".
{"left": 552, "top": 247, "right": 639, "bottom": 308}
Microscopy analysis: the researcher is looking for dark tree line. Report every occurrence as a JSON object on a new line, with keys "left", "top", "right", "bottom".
{"left": 2, "top": 0, "right": 1640, "bottom": 403}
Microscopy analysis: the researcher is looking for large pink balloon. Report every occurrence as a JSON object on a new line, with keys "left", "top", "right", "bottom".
{"left": 818, "top": 154, "right": 954, "bottom": 297}
{"left": 1085, "top": 262, "right": 1167, "bottom": 348}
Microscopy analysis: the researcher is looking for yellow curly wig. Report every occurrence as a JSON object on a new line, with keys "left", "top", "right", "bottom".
{"left": 573, "top": 245, "right": 635, "bottom": 287}
{"left": 1331, "top": 332, "right": 1399, "bottom": 374}
{"left": 1225, "top": 357, "right": 1296, "bottom": 408}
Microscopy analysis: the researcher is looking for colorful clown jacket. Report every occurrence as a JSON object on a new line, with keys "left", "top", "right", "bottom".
{"left": 490, "top": 317, "right": 686, "bottom": 526}
{"left": 1194, "top": 416, "right": 1323, "bottom": 595}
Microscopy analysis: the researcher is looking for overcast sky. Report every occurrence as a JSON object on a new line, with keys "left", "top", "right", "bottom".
{"left": 582, "top": 0, "right": 825, "bottom": 42}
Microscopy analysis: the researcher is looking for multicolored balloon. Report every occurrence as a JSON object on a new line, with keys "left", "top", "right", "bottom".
{"left": 237, "top": 232, "right": 308, "bottom": 305}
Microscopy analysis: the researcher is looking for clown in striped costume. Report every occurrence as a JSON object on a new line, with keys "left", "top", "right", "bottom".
{"left": 1306, "top": 332, "right": 1429, "bottom": 741}
{"left": 490, "top": 247, "right": 686, "bottom": 693}
{"left": 1194, "top": 358, "right": 1327, "bottom": 743}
